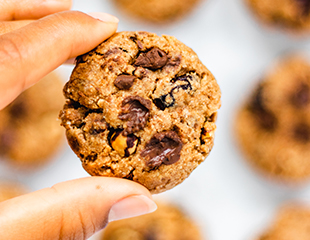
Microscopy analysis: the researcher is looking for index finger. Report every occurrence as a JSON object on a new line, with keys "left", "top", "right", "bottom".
{"left": 0, "top": 0, "right": 72, "bottom": 21}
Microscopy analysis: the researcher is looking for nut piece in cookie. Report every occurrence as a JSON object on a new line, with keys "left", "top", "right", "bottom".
{"left": 60, "top": 31, "right": 221, "bottom": 193}
{"left": 110, "top": 130, "right": 138, "bottom": 157}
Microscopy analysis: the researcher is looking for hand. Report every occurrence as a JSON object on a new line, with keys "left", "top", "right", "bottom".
{"left": 0, "top": 1, "right": 157, "bottom": 239}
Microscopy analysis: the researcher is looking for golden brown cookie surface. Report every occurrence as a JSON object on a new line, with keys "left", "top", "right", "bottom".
{"left": 0, "top": 72, "right": 64, "bottom": 168}
{"left": 113, "top": 0, "right": 201, "bottom": 23}
{"left": 235, "top": 56, "right": 310, "bottom": 181}
{"left": 60, "top": 31, "right": 221, "bottom": 193}
{"left": 257, "top": 205, "right": 310, "bottom": 240}
{"left": 246, "top": 0, "right": 310, "bottom": 33}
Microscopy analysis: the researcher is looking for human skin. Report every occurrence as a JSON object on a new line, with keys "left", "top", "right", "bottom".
{"left": 0, "top": 1, "right": 156, "bottom": 239}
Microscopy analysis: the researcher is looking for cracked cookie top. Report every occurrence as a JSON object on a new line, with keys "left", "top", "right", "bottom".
{"left": 60, "top": 31, "right": 221, "bottom": 193}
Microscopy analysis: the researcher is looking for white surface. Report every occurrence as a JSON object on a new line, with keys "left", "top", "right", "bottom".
{"left": 2, "top": 0, "right": 310, "bottom": 239}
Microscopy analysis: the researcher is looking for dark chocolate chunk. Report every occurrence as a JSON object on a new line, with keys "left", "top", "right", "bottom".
{"left": 114, "top": 75, "right": 136, "bottom": 90}
{"left": 293, "top": 123, "right": 310, "bottom": 143}
{"left": 119, "top": 96, "right": 152, "bottom": 135}
{"left": 290, "top": 82, "right": 310, "bottom": 108}
{"left": 134, "top": 48, "right": 168, "bottom": 70}
{"left": 141, "top": 131, "right": 183, "bottom": 169}
{"left": 153, "top": 74, "right": 193, "bottom": 110}
{"left": 248, "top": 85, "right": 277, "bottom": 131}
{"left": 296, "top": 0, "right": 310, "bottom": 16}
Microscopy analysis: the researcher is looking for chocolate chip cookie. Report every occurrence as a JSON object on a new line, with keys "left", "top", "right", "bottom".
{"left": 113, "top": 0, "right": 201, "bottom": 23}
{"left": 246, "top": 0, "right": 310, "bottom": 33}
{"left": 60, "top": 31, "right": 221, "bottom": 193}
{"left": 235, "top": 56, "right": 310, "bottom": 181}
{"left": 101, "top": 202, "right": 203, "bottom": 240}
{"left": 0, "top": 72, "right": 64, "bottom": 168}
{"left": 0, "top": 181, "right": 26, "bottom": 202}
{"left": 256, "top": 205, "right": 310, "bottom": 240}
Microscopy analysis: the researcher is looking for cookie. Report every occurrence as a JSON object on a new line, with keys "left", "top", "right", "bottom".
{"left": 246, "top": 0, "right": 310, "bottom": 33}
{"left": 0, "top": 72, "right": 64, "bottom": 168}
{"left": 102, "top": 202, "right": 203, "bottom": 240}
{"left": 0, "top": 181, "right": 26, "bottom": 202}
{"left": 235, "top": 56, "right": 310, "bottom": 181}
{"left": 60, "top": 31, "right": 221, "bottom": 193}
{"left": 113, "top": 0, "right": 201, "bottom": 23}
{"left": 257, "top": 205, "right": 310, "bottom": 240}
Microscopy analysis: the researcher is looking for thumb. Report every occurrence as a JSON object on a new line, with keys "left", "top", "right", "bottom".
{"left": 0, "top": 11, "right": 118, "bottom": 109}
{"left": 0, "top": 177, "right": 157, "bottom": 240}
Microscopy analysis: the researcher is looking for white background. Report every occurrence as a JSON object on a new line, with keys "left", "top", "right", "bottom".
{"left": 1, "top": 0, "right": 310, "bottom": 239}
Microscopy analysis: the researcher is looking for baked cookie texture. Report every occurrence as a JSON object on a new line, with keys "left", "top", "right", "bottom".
{"left": 113, "top": 0, "right": 201, "bottom": 23}
{"left": 235, "top": 56, "right": 310, "bottom": 181}
{"left": 60, "top": 31, "right": 221, "bottom": 193}
{"left": 0, "top": 181, "right": 26, "bottom": 202}
{"left": 0, "top": 72, "right": 64, "bottom": 168}
{"left": 246, "top": 0, "right": 310, "bottom": 33}
{"left": 257, "top": 205, "right": 310, "bottom": 240}
{"left": 101, "top": 202, "right": 203, "bottom": 240}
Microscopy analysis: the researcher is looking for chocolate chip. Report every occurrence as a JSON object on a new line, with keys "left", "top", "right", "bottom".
{"left": 141, "top": 131, "right": 183, "bottom": 169}
{"left": 296, "top": 0, "right": 310, "bottom": 16}
{"left": 153, "top": 74, "right": 193, "bottom": 110}
{"left": 293, "top": 123, "right": 310, "bottom": 143}
{"left": 114, "top": 75, "right": 136, "bottom": 90}
{"left": 248, "top": 85, "right": 277, "bottom": 131}
{"left": 290, "top": 82, "right": 310, "bottom": 108}
{"left": 118, "top": 96, "right": 152, "bottom": 135}
{"left": 134, "top": 48, "right": 168, "bottom": 70}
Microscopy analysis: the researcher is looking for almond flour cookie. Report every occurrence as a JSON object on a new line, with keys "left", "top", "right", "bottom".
{"left": 0, "top": 72, "right": 64, "bottom": 168}
{"left": 235, "top": 56, "right": 310, "bottom": 181}
{"left": 113, "top": 0, "right": 201, "bottom": 23}
{"left": 60, "top": 31, "right": 221, "bottom": 193}
{"left": 257, "top": 205, "right": 310, "bottom": 240}
{"left": 102, "top": 202, "right": 203, "bottom": 240}
{"left": 246, "top": 0, "right": 310, "bottom": 33}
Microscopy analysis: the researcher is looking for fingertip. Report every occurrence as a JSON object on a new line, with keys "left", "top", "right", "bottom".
{"left": 87, "top": 12, "right": 119, "bottom": 23}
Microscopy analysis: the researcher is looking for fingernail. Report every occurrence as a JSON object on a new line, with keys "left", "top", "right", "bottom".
{"left": 108, "top": 195, "right": 157, "bottom": 222}
{"left": 87, "top": 12, "right": 119, "bottom": 23}
{"left": 64, "top": 58, "right": 75, "bottom": 65}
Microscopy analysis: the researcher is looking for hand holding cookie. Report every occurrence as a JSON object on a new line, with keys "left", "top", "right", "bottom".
{"left": 0, "top": 0, "right": 118, "bottom": 109}
{"left": 0, "top": 1, "right": 157, "bottom": 239}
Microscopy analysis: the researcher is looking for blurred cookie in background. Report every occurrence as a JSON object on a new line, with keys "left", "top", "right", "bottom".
{"left": 256, "top": 204, "right": 310, "bottom": 240}
{"left": 0, "top": 71, "right": 64, "bottom": 169}
{"left": 246, "top": 0, "right": 310, "bottom": 34}
{"left": 113, "top": 0, "right": 202, "bottom": 23}
{"left": 102, "top": 202, "right": 203, "bottom": 240}
{"left": 0, "top": 181, "right": 27, "bottom": 202}
{"left": 235, "top": 56, "right": 310, "bottom": 182}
